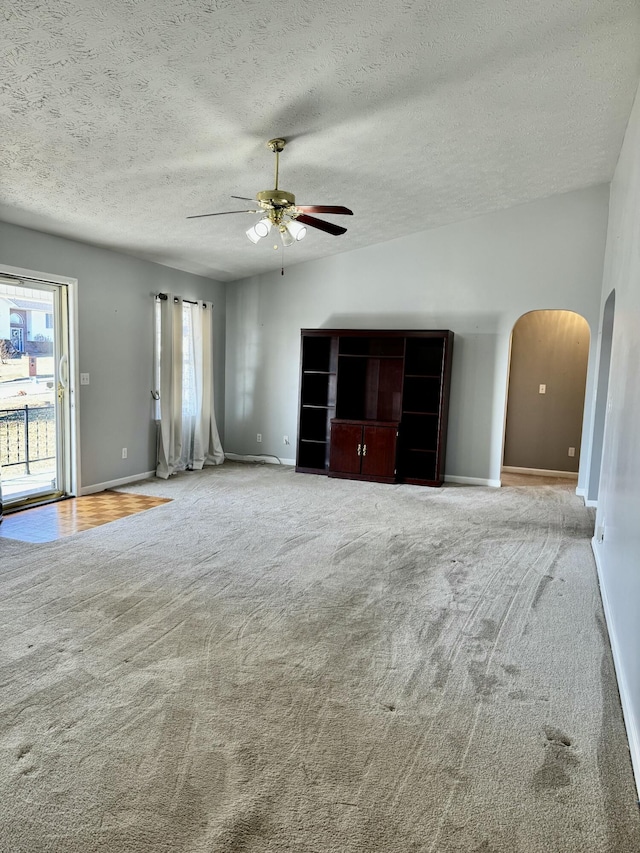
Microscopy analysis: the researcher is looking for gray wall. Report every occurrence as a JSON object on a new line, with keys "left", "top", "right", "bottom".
{"left": 503, "top": 310, "right": 590, "bottom": 472}
{"left": 0, "top": 221, "right": 225, "bottom": 490}
{"left": 224, "top": 185, "right": 609, "bottom": 486}
{"left": 593, "top": 80, "right": 640, "bottom": 792}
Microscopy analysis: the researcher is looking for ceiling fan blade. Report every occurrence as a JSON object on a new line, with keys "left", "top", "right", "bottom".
{"left": 186, "top": 210, "right": 257, "bottom": 219}
{"left": 295, "top": 205, "right": 353, "bottom": 215}
{"left": 296, "top": 213, "right": 348, "bottom": 236}
{"left": 231, "top": 195, "right": 258, "bottom": 202}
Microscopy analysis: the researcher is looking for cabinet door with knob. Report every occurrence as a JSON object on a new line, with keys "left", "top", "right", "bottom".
{"left": 329, "top": 419, "right": 398, "bottom": 483}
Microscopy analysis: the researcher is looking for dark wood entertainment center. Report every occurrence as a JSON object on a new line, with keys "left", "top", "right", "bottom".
{"left": 296, "top": 329, "right": 454, "bottom": 486}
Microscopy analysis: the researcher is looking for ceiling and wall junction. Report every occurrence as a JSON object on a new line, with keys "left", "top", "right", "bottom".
{"left": 1, "top": 0, "right": 639, "bottom": 281}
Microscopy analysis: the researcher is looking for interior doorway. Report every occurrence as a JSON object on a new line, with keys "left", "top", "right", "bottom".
{"left": 586, "top": 290, "right": 615, "bottom": 505}
{"left": 0, "top": 274, "right": 75, "bottom": 511}
{"left": 502, "top": 310, "right": 590, "bottom": 483}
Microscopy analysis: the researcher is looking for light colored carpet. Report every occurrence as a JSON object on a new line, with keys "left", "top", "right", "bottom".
{"left": 0, "top": 462, "right": 638, "bottom": 852}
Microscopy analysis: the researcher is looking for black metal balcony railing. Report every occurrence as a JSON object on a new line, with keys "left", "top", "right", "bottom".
{"left": 0, "top": 404, "right": 56, "bottom": 474}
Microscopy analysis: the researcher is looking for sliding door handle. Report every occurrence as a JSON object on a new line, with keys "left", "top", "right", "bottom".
{"left": 58, "top": 353, "right": 69, "bottom": 389}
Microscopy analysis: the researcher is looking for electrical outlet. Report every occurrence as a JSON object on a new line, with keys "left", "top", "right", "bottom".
{"left": 539, "top": 384, "right": 546, "bottom": 394}
{"left": 122, "top": 447, "right": 128, "bottom": 459}
{"left": 568, "top": 446, "right": 575, "bottom": 457}
{"left": 80, "top": 373, "right": 90, "bottom": 385}
{"left": 283, "top": 435, "right": 290, "bottom": 445}
{"left": 596, "top": 524, "right": 605, "bottom": 543}
{"left": 256, "top": 433, "right": 262, "bottom": 443}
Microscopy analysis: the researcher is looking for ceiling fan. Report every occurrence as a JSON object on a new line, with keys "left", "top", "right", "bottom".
{"left": 187, "top": 138, "right": 353, "bottom": 247}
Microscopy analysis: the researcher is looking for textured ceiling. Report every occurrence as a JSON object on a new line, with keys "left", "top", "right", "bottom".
{"left": 1, "top": 1, "right": 639, "bottom": 282}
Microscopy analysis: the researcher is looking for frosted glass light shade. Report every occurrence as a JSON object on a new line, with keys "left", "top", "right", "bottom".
{"left": 287, "top": 220, "right": 307, "bottom": 241}
{"left": 255, "top": 218, "right": 272, "bottom": 238}
{"left": 246, "top": 225, "right": 261, "bottom": 244}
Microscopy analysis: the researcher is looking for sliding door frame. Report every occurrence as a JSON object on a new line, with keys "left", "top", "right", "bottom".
{"left": 0, "top": 262, "right": 80, "bottom": 498}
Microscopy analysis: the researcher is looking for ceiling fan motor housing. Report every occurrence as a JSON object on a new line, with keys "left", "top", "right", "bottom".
{"left": 257, "top": 189, "right": 296, "bottom": 208}
{"left": 257, "top": 189, "right": 298, "bottom": 226}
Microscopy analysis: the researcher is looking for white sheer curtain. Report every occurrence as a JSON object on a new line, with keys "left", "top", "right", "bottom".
{"left": 155, "top": 294, "right": 224, "bottom": 479}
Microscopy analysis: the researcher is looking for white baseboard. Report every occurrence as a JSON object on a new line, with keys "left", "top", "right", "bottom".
{"left": 444, "top": 475, "right": 501, "bottom": 488}
{"left": 591, "top": 539, "right": 640, "bottom": 800}
{"left": 576, "top": 486, "right": 598, "bottom": 507}
{"left": 574, "top": 486, "right": 597, "bottom": 507}
{"left": 502, "top": 466, "right": 578, "bottom": 479}
{"left": 80, "top": 471, "right": 156, "bottom": 496}
{"left": 225, "top": 453, "right": 295, "bottom": 466}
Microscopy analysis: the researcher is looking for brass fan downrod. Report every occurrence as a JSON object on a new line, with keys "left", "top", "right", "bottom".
{"left": 267, "top": 138, "right": 286, "bottom": 189}
{"left": 257, "top": 139, "right": 295, "bottom": 209}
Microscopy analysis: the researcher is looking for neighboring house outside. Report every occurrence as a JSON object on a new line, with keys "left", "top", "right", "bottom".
{"left": 0, "top": 286, "right": 54, "bottom": 356}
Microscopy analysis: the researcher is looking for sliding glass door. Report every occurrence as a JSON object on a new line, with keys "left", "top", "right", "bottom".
{"left": 0, "top": 276, "right": 72, "bottom": 509}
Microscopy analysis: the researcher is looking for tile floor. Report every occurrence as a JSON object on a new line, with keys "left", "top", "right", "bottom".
{"left": 0, "top": 491, "right": 171, "bottom": 543}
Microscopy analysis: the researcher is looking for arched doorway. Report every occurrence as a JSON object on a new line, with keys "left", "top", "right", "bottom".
{"left": 502, "top": 310, "right": 590, "bottom": 483}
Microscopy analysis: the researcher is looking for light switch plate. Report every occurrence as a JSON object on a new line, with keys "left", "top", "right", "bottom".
{"left": 539, "top": 384, "right": 546, "bottom": 394}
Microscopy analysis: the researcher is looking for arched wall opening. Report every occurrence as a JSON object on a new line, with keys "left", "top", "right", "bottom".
{"left": 502, "top": 310, "right": 591, "bottom": 480}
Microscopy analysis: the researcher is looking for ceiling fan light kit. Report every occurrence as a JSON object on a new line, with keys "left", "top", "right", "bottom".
{"left": 187, "top": 138, "right": 353, "bottom": 250}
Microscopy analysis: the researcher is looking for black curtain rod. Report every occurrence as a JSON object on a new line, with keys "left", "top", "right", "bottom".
{"left": 156, "top": 293, "right": 209, "bottom": 308}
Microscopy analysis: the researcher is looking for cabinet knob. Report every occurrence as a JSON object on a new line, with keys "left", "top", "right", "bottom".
{"left": 357, "top": 443, "right": 362, "bottom": 456}
{"left": 362, "top": 444, "right": 367, "bottom": 456}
